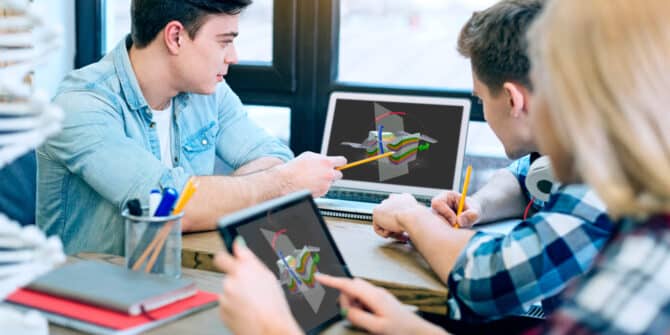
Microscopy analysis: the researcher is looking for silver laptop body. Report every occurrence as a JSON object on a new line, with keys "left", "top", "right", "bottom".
{"left": 316, "top": 92, "right": 471, "bottom": 220}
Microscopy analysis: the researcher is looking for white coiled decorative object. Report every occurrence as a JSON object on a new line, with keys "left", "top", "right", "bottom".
{"left": 0, "top": 1, "right": 66, "bottom": 334}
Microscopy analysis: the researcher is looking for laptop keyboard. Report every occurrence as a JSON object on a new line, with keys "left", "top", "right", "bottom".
{"left": 324, "top": 189, "right": 432, "bottom": 206}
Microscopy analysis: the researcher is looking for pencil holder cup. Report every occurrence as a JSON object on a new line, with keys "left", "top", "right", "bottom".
{"left": 123, "top": 209, "right": 184, "bottom": 278}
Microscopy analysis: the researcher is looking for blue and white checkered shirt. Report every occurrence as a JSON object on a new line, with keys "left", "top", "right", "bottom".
{"left": 447, "top": 156, "right": 614, "bottom": 322}
{"left": 528, "top": 214, "right": 670, "bottom": 335}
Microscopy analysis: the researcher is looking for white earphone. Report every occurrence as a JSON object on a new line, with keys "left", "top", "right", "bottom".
{"left": 525, "top": 155, "right": 557, "bottom": 202}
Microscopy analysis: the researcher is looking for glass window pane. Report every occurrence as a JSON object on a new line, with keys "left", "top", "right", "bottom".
{"left": 339, "top": 0, "right": 498, "bottom": 90}
{"left": 105, "top": 0, "right": 131, "bottom": 52}
{"left": 236, "top": 0, "right": 273, "bottom": 63}
{"left": 104, "top": 0, "right": 273, "bottom": 63}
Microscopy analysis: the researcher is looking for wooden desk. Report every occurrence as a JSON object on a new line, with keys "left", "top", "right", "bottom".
{"left": 182, "top": 218, "right": 448, "bottom": 315}
{"left": 47, "top": 254, "right": 364, "bottom": 335}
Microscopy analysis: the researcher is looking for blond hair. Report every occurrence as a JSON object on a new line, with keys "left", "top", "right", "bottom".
{"left": 528, "top": 0, "right": 670, "bottom": 218}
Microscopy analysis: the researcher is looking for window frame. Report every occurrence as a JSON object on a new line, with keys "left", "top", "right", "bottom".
{"left": 75, "top": 0, "right": 105, "bottom": 68}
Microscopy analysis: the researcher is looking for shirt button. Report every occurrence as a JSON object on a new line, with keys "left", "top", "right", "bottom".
{"left": 174, "top": 157, "right": 179, "bottom": 163}
{"left": 202, "top": 139, "right": 208, "bottom": 145}
{"left": 149, "top": 122, "right": 156, "bottom": 128}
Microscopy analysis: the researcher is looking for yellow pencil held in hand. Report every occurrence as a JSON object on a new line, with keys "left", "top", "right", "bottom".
{"left": 336, "top": 151, "right": 396, "bottom": 171}
{"left": 455, "top": 165, "right": 473, "bottom": 228}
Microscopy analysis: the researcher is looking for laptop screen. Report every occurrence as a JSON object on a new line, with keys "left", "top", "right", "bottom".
{"left": 322, "top": 92, "right": 470, "bottom": 194}
{"left": 218, "top": 192, "right": 351, "bottom": 333}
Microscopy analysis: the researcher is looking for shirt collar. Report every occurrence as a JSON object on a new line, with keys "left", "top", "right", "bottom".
{"left": 113, "top": 35, "right": 191, "bottom": 115}
{"left": 112, "top": 35, "right": 149, "bottom": 112}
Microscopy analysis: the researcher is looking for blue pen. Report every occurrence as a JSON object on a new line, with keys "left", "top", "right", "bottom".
{"left": 154, "top": 187, "right": 179, "bottom": 217}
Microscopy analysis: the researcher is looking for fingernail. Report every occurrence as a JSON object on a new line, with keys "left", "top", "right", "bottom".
{"left": 340, "top": 307, "right": 348, "bottom": 318}
{"left": 234, "top": 236, "right": 247, "bottom": 248}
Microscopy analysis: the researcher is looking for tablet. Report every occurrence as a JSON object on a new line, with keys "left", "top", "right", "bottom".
{"left": 217, "top": 191, "right": 352, "bottom": 334}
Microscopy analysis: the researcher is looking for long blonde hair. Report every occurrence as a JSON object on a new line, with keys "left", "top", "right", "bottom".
{"left": 528, "top": 0, "right": 670, "bottom": 218}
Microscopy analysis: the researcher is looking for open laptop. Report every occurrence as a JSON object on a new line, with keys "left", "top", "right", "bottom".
{"left": 217, "top": 191, "right": 352, "bottom": 334}
{"left": 316, "top": 92, "right": 471, "bottom": 220}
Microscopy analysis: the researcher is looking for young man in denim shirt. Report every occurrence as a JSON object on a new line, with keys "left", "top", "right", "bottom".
{"left": 37, "top": 0, "right": 345, "bottom": 255}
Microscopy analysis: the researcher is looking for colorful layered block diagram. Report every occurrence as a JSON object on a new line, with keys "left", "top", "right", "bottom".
{"left": 341, "top": 102, "right": 437, "bottom": 181}
{"left": 261, "top": 228, "right": 326, "bottom": 314}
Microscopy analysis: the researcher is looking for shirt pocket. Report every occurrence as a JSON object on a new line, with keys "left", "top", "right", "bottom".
{"left": 182, "top": 121, "right": 218, "bottom": 173}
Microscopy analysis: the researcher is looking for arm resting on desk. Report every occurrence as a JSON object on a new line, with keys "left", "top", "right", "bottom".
{"left": 181, "top": 167, "right": 285, "bottom": 232}
{"left": 398, "top": 209, "right": 477, "bottom": 284}
{"left": 182, "top": 153, "right": 345, "bottom": 232}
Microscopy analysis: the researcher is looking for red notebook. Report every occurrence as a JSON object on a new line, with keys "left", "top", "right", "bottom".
{"left": 7, "top": 288, "right": 218, "bottom": 333}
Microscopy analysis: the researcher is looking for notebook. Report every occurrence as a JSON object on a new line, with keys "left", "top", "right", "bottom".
{"left": 6, "top": 289, "right": 218, "bottom": 335}
{"left": 218, "top": 191, "right": 352, "bottom": 335}
{"left": 317, "top": 92, "right": 471, "bottom": 220}
{"left": 24, "top": 260, "right": 197, "bottom": 315}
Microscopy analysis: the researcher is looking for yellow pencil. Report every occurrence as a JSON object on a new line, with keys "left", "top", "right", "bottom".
{"left": 336, "top": 151, "right": 396, "bottom": 171}
{"left": 455, "top": 165, "right": 473, "bottom": 228}
{"left": 172, "top": 177, "right": 198, "bottom": 214}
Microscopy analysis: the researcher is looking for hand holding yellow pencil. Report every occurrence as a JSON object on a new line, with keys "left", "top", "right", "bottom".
{"left": 454, "top": 165, "right": 473, "bottom": 229}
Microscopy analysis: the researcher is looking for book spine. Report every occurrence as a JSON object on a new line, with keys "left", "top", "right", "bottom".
{"left": 25, "top": 285, "right": 131, "bottom": 315}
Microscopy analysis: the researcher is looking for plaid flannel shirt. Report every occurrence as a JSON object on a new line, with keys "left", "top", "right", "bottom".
{"left": 530, "top": 214, "right": 670, "bottom": 335}
{"left": 447, "top": 156, "right": 614, "bottom": 322}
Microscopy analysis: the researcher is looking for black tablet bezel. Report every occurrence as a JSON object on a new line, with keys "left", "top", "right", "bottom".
{"left": 217, "top": 190, "right": 353, "bottom": 334}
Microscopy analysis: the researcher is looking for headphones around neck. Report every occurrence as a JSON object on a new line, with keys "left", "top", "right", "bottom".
{"left": 525, "top": 155, "right": 558, "bottom": 202}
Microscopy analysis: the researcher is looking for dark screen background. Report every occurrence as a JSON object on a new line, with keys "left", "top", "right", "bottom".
{"left": 236, "top": 200, "right": 347, "bottom": 332}
{"left": 325, "top": 99, "right": 466, "bottom": 189}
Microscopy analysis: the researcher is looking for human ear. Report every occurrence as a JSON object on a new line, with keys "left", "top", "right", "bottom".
{"left": 163, "top": 21, "right": 184, "bottom": 54}
{"left": 503, "top": 82, "right": 527, "bottom": 118}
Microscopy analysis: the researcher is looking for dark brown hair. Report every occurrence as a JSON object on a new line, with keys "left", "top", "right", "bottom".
{"left": 131, "top": 0, "right": 252, "bottom": 48}
{"left": 458, "top": 0, "right": 545, "bottom": 95}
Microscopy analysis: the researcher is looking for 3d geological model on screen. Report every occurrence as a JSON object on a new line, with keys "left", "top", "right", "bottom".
{"left": 261, "top": 228, "right": 325, "bottom": 314}
{"left": 341, "top": 102, "right": 436, "bottom": 181}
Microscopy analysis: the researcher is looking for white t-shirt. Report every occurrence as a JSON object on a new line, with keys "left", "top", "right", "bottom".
{"left": 151, "top": 101, "right": 173, "bottom": 167}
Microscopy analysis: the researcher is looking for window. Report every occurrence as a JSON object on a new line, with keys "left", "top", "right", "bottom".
{"left": 237, "top": 0, "right": 273, "bottom": 63}
{"left": 104, "top": 0, "right": 131, "bottom": 53}
{"left": 339, "top": 0, "right": 498, "bottom": 90}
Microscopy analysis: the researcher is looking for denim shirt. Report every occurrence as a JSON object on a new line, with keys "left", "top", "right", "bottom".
{"left": 36, "top": 37, "right": 294, "bottom": 255}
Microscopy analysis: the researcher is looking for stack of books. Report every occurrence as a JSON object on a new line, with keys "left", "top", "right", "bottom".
{"left": 4, "top": 260, "right": 218, "bottom": 334}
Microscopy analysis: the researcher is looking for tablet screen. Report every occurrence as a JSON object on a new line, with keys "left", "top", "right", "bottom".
{"left": 224, "top": 195, "right": 350, "bottom": 333}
